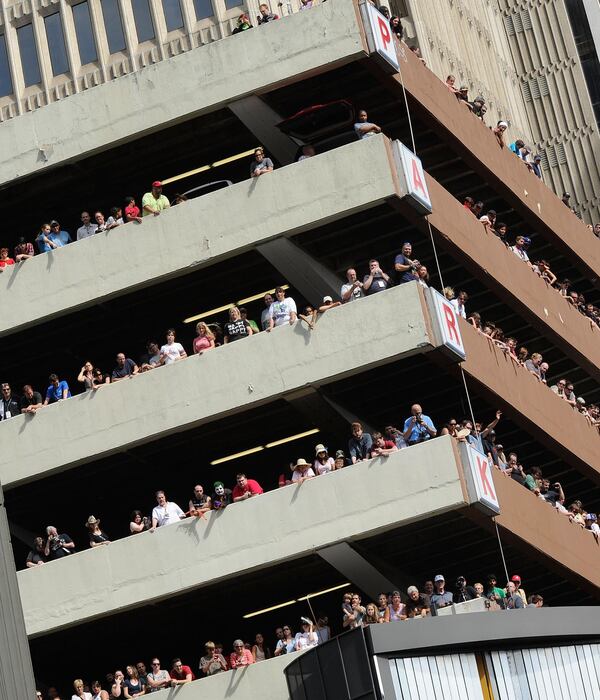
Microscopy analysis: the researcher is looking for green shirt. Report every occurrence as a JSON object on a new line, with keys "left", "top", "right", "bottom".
{"left": 142, "top": 192, "right": 170, "bottom": 216}
{"left": 486, "top": 586, "right": 506, "bottom": 599}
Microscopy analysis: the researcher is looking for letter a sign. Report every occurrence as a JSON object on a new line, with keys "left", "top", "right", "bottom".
{"left": 461, "top": 443, "right": 500, "bottom": 515}
{"left": 360, "top": 2, "right": 400, "bottom": 73}
{"left": 392, "top": 141, "right": 433, "bottom": 215}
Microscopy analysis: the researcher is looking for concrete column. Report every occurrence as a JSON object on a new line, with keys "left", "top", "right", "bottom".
{"left": 0, "top": 482, "right": 37, "bottom": 700}
{"left": 59, "top": 0, "right": 82, "bottom": 93}
{"left": 30, "top": 4, "right": 53, "bottom": 104}
{"left": 257, "top": 238, "right": 344, "bottom": 307}
{"left": 1, "top": 7, "right": 25, "bottom": 115}
{"left": 229, "top": 95, "right": 298, "bottom": 164}
{"left": 117, "top": 0, "right": 140, "bottom": 71}
{"left": 317, "top": 542, "right": 399, "bottom": 600}
{"left": 88, "top": 0, "right": 110, "bottom": 82}
{"left": 283, "top": 389, "right": 376, "bottom": 441}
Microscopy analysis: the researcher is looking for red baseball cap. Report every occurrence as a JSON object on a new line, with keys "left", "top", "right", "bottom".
{"left": 511, "top": 575, "right": 521, "bottom": 582}
{"left": 152, "top": 180, "right": 162, "bottom": 188}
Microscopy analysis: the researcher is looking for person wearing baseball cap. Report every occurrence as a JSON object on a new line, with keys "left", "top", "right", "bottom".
{"left": 511, "top": 575, "right": 527, "bottom": 606}
{"left": 291, "top": 458, "right": 315, "bottom": 484}
{"left": 430, "top": 575, "right": 453, "bottom": 609}
{"left": 334, "top": 450, "right": 346, "bottom": 470}
{"left": 318, "top": 295, "right": 341, "bottom": 313}
{"left": 142, "top": 180, "right": 170, "bottom": 217}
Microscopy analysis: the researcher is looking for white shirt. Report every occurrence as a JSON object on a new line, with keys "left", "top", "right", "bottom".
{"left": 261, "top": 307, "right": 272, "bottom": 330}
{"left": 160, "top": 341, "right": 185, "bottom": 364}
{"left": 294, "top": 631, "right": 318, "bottom": 649}
{"left": 450, "top": 298, "right": 466, "bottom": 319}
{"left": 511, "top": 245, "right": 530, "bottom": 262}
{"left": 268, "top": 297, "right": 297, "bottom": 326}
{"left": 292, "top": 467, "right": 315, "bottom": 482}
{"left": 72, "top": 694, "right": 92, "bottom": 700}
{"left": 152, "top": 501, "right": 184, "bottom": 526}
{"left": 76, "top": 223, "right": 97, "bottom": 241}
{"left": 314, "top": 457, "right": 335, "bottom": 475}
{"left": 341, "top": 282, "right": 364, "bottom": 302}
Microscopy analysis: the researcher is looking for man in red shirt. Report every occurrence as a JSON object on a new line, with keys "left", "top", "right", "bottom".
{"left": 232, "top": 473, "right": 263, "bottom": 502}
{"left": 170, "top": 658, "right": 194, "bottom": 685}
{"left": 371, "top": 432, "right": 398, "bottom": 457}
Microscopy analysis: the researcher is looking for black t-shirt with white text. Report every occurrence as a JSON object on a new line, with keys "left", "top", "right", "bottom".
{"left": 224, "top": 320, "right": 250, "bottom": 342}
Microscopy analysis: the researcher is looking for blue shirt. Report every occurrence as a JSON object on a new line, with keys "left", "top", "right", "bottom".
{"left": 394, "top": 254, "right": 418, "bottom": 283}
{"left": 348, "top": 433, "right": 373, "bottom": 461}
{"left": 45, "top": 380, "right": 71, "bottom": 403}
{"left": 403, "top": 414, "right": 436, "bottom": 444}
{"left": 35, "top": 232, "right": 52, "bottom": 253}
{"left": 49, "top": 230, "right": 72, "bottom": 247}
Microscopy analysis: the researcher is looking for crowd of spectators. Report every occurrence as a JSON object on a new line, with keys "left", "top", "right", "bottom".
{"left": 453, "top": 195, "right": 600, "bottom": 431}
{"left": 35, "top": 570, "right": 547, "bottom": 700}
{"left": 23, "top": 389, "right": 600, "bottom": 573}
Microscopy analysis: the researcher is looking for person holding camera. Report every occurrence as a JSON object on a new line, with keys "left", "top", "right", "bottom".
{"left": 402, "top": 404, "right": 437, "bottom": 446}
{"left": 44, "top": 525, "right": 75, "bottom": 560}
{"left": 453, "top": 576, "right": 477, "bottom": 603}
{"left": 200, "top": 641, "right": 228, "bottom": 676}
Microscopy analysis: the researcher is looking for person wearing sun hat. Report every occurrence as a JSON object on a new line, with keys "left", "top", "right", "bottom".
{"left": 85, "top": 515, "right": 111, "bottom": 548}
{"left": 291, "top": 458, "right": 315, "bottom": 484}
{"left": 142, "top": 180, "right": 170, "bottom": 217}
{"left": 313, "top": 444, "right": 335, "bottom": 475}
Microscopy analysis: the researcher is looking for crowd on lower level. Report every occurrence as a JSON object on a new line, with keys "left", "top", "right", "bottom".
{"left": 35, "top": 571, "right": 546, "bottom": 700}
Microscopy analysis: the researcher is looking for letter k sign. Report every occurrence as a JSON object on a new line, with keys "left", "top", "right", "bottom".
{"left": 477, "top": 455, "right": 496, "bottom": 501}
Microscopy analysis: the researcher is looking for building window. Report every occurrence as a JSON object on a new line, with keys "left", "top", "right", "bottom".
{"left": 162, "top": 0, "right": 184, "bottom": 31}
{"left": 224, "top": 0, "right": 243, "bottom": 9}
{"left": 44, "top": 12, "right": 70, "bottom": 76}
{"left": 73, "top": 1, "right": 98, "bottom": 65}
{"left": 0, "top": 34, "right": 12, "bottom": 97}
{"left": 16, "top": 24, "right": 42, "bottom": 87}
{"left": 193, "top": 0, "right": 213, "bottom": 20}
{"left": 132, "top": 0, "right": 155, "bottom": 42}
{"left": 101, "top": 0, "right": 127, "bottom": 54}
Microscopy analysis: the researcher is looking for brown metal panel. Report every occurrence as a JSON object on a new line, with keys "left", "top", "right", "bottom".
{"left": 464, "top": 469, "right": 600, "bottom": 596}
{"left": 458, "top": 320, "right": 600, "bottom": 480}
{"left": 361, "top": 31, "right": 600, "bottom": 286}
{"left": 392, "top": 172, "right": 600, "bottom": 383}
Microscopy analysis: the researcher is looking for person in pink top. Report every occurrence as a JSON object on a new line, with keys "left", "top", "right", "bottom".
{"left": 229, "top": 640, "right": 254, "bottom": 668}
{"left": 193, "top": 322, "right": 215, "bottom": 354}
{"left": 232, "top": 473, "right": 263, "bottom": 502}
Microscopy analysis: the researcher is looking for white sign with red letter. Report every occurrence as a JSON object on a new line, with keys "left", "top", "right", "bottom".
{"left": 360, "top": 1, "right": 400, "bottom": 73}
{"left": 461, "top": 443, "right": 500, "bottom": 515}
{"left": 426, "top": 288, "right": 466, "bottom": 360}
{"left": 392, "top": 140, "right": 433, "bottom": 215}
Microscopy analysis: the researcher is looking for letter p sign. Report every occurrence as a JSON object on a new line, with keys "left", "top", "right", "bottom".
{"left": 377, "top": 16, "right": 392, "bottom": 51}
{"left": 362, "top": 3, "right": 400, "bottom": 72}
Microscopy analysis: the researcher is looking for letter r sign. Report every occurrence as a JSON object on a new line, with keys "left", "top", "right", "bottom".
{"left": 427, "top": 288, "right": 466, "bottom": 361}
{"left": 361, "top": 2, "right": 400, "bottom": 73}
